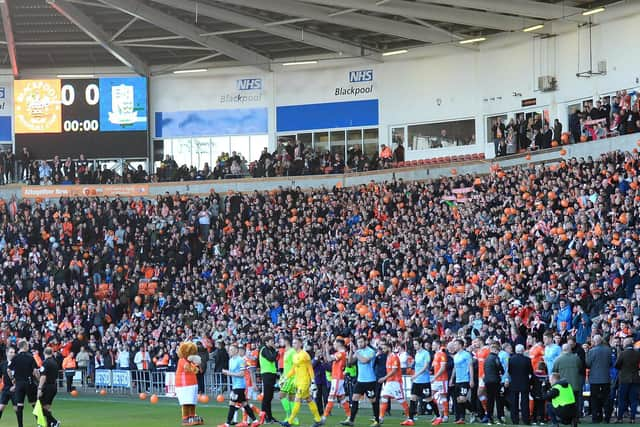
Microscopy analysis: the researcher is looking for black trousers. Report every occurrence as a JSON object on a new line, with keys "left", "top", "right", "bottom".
{"left": 197, "top": 373, "right": 205, "bottom": 395}
{"left": 261, "top": 373, "right": 277, "bottom": 421}
{"left": 315, "top": 382, "right": 329, "bottom": 414}
{"left": 590, "top": 383, "right": 610, "bottom": 422}
{"left": 485, "top": 382, "right": 500, "bottom": 421}
{"left": 64, "top": 370, "right": 75, "bottom": 392}
{"left": 510, "top": 389, "right": 530, "bottom": 424}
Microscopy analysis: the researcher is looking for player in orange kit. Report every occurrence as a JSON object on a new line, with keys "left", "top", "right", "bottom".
{"left": 430, "top": 341, "right": 449, "bottom": 426}
{"left": 377, "top": 341, "right": 410, "bottom": 426}
{"left": 473, "top": 339, "right": 490, "bottom": 422}
{"left": 322, "top": 339, "right": 351, "bottom": 422}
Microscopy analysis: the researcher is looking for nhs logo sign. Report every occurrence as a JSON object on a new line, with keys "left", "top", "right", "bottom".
{"left": 236, "top": 78, "right": 262, "bottom": 91}
{"left": 349, "top": 69, "right": 373, "bottom": 83}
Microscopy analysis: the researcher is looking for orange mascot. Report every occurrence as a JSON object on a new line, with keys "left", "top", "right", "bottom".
{"left": 176, "top": 342, "right": 204, "bottom": 426}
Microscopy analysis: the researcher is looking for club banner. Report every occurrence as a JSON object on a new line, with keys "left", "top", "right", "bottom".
{"left": 21, "top": 184, "right": 149, "bottom": 198}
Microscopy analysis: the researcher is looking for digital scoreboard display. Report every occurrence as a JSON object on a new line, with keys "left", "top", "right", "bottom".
{"left": 14, "top": 77, "right": 148, "bottom": 158}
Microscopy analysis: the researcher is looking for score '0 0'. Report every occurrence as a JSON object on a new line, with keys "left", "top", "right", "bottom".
{"left": 61, "top": 83, "right": 100, "bottom": 106}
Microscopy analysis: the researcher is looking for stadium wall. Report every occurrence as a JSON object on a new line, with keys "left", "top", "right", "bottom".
{"left": 148, "top": 6, "right": 640, "bottom": 160}
{"left": 4, "top": 132, "right": 640, "bottom": 201}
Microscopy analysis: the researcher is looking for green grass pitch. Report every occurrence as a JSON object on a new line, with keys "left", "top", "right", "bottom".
{"left": 0, "top": 394, "right": 632, "bottom": 427}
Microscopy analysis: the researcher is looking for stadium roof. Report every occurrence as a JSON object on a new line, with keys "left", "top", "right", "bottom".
{"left": 0, "top": 0, "right": 629, "bottom": 75}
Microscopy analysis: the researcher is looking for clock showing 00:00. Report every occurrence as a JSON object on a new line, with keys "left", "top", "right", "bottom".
{"left": 63, "top": 119, "right": 100, "bottom": 132}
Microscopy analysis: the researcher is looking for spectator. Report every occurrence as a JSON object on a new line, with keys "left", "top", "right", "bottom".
{"left": 552, "top": 344, "right": 583, "bottom": 420}
{"left": 586, "top": 335, "right": 612, "bottom": 423}
{"left": 614, "top": 337, "right": 640, "bottom": 423}
{"left": 508, "top": 344, "right": 532, "bottom": 425}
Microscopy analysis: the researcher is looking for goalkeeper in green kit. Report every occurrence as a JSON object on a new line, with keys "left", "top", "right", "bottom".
{"left": 278, "top": 337, "right": 298, "bottom": 425}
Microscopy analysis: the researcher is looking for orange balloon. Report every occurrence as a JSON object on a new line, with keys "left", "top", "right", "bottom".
{"left": 71, "top": 390, "right": 79, "bottom": 397}
{"left": 198, "top": 394, "right": 210, "bottom": 404}
{"left": 258, "top": 394, "right": 264, "bottom": 401}
{"left": 139, "top": 392, "right": 147, "bottom": 400}
{"left": 526, "top": 154, "right": 532, "bottom": 161}
{"left": 560, "top": 199, "right": 569, "bottom": 208}
{"left": 390, "top": 277, "right": 399, "bottom": 286}
{"left": 150, "top": 394, "right": 159, "bottom": 404}
{"left": 551, "top": 140, "right": 559, "bottom": 147}
{"left": 580, "top": 135, "right": 588, "bottom": 142}
{"left": 216, "top": 394, "right": 225, "bottom": 403}
{"left": 99, "top": 389, "right": 107, "bottom": 396}
{"left": 450, "top": 168, "right": 457, "bottom": 176}
{"left": 560, "top": 148, "right": 567, "bottom": 156}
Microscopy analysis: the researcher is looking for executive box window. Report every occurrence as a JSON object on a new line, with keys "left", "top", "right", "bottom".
{"left": 159, "top": 135, "right": 268, "bottom": 170}
{"left": 394, "top": 119, "right": 476, "bottom": 150}
{"left": 277, "top": 127, "right": 379, "bottom": 168}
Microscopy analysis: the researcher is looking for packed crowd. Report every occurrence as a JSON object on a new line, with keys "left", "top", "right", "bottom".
{"left": 493, "top": 90, "right": 640, "bottom": 157}
{"left": 1, "top": 148, "right": 640, "bottom": 421}
{"left": 0, "top": 148, "right": 149, "bottom": 186}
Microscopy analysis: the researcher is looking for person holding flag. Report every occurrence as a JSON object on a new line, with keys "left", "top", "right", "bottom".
{"left": 35, "top": 348, "right": 60, "bottom": 427}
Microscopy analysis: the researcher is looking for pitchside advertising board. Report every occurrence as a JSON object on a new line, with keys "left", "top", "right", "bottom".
{"left": 14, "top": 77, "right": 149, "bottom": 158}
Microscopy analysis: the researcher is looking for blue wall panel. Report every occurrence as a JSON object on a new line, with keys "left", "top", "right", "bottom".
{"left": 276, "top": 99, "right": 378, "bottom": 132}
{"left": 155, "top": 107, "right": 268, "bottom": 138}
{"left": 0, "top": 116, "right": 12, "bottom": 142}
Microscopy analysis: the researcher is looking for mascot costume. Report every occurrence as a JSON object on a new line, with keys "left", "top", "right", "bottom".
{"left": 176, "top": 341, "right": 204, "bottom": 426}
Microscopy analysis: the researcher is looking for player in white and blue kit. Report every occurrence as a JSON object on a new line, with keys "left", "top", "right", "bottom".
{"left": 450, "top": 339, "right": 474, "bottom": 424}
{"left": 404, "top": 338, "right": 439, "bottom": 426}
{"left": 220, "top": 344, "right": 258, "bottom": 427}
{"left": 340, "top": 336, "right": 379, "bottom": 427}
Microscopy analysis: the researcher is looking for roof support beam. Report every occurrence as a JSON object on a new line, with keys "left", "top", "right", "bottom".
{"left": 419, "top": 0, "right": 586, "bottom": 21}
{"left": 209, "top": 0, "right": 455, "bottom": 44}
{"left": 149, "top": 0, "right": 381, "bottom": 61}
{"left": 0, "top": 0, "right": 18, "bottom": 77}
{"left": 99, "top": 0, "right": 272, "bottom": 71}
{"left": 298, "top": 0, "right": 540, "bottom": 31}
{"left": 46, "top": 0, "right": 150, "bottom": 75}
{"left": 110, "top": 16, "right": 137, "bottom": 41}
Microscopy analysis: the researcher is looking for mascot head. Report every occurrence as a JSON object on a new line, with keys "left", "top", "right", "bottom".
{"left": 177, "top": 341, "right": 198, "bottom": 359}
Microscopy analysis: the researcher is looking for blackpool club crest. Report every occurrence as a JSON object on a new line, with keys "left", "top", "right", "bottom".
{"left": 15, "top": 80, "right": 61, "bottom": 133}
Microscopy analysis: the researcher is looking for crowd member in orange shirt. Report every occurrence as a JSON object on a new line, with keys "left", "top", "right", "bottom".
{"left": 61, "top": 352, "right": 76, "bottom": 393}
{"left": 322, "top": 338, "right": 351, "bottom": 421}
{"left": 377, "top": 341, "right": 410, "bottom": 426}
{"left": 431, "top": 341, "right": 449, "bottom": 425}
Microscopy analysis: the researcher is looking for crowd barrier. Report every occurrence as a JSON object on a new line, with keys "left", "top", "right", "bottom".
{"left": 61, "top": 368, "right": 417, "bottom": 399}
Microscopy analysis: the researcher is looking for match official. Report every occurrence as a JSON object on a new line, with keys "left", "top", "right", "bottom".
{"left": 38, "top": 348, "right": 60, "bottom": 427}
{"left": 8, "top": 340, "right": 39, "bottom": 427}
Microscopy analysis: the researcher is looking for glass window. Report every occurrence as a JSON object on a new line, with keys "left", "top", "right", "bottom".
{"left": 314, "top": 132, "right": 329, "bottom": 156}
{"left": 347, "top": 129, "right": 363, "bottom": 168}
{"left": 391, "top": 127, "right": 406, "bottom": 150}
{"left": 407, "top": 119, "right": 476, "bottom": 150}
{"left": 249, "top": 135, "right": 268, "bottom": 162}
{"left": 230, "top": 136, "right": 250, "bottom": 163}
{"left": 330, "top": 130, "right": 345, "bottom": 161}
{"left": 211, "top": 137, "right": 230, "bottom": 165}
{"left": 174, "top": 139, "right": 193, "bottom": 167}
{"left": 363, "top": 128, "right": 379, "bottom": 160}
{"left": 487, "top": 115, "right": 508, "bottom": 142}
{"left": 193, "top": 138, "right": 211, "bottom": 170}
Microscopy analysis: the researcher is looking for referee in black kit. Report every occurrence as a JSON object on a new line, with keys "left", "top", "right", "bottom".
{"left": 8, "top": 340, "right": 39, "bottom": 427}
{"left": 38, "top": 348, "right": 61, "bottom": 427}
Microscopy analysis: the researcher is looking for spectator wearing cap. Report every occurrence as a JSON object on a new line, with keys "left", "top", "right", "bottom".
{"left": 586, "top": 335, "right": 612, "bottom": 423}
{"left": 614, "top": 337, "right": 640, "bottom": 423}
{"left": 553, "top": 344, "right": 583, "bottom": 420}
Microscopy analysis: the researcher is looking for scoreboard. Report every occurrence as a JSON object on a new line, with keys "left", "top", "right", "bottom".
{"left": 14, "top": 77, "right": 148, "bottom": 158}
